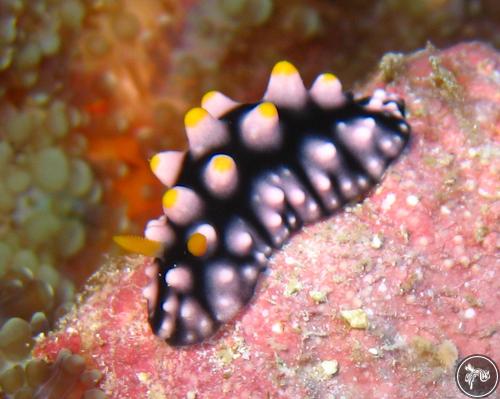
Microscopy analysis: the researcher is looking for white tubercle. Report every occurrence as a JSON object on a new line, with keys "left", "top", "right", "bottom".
{"left": 376, "top": 130, "right": 404, "bottom": 158}
{"left": 201, "top": 90, "right": 239, "bottom": 118}
{"left": 142, "top": 263, "right": 159, "bottom": 313}
{"left": 356, "top": 174, "right": 370, "bottom": 191}
{"left": 336, "top": 118, "right": 376, "bottom": 153}
{"left": 263, "top": 61, "right": 307, "bottom": 109}
{"left": 241, "top": 264, "right": 259, "bottom": 284}
{"left": 226, "top": 220, "right": 253, "bottom": 256}
{"left": 144, "top": 215, "right": 174, "bottom": 244}
{"left": 255, "top": 179, "right": 285, "bottom": 210}
{"left": 255, "top": 205, "right": 289, "bottom": 246}
{"left": 336, "top": 118, "right": 386, "bottom": 179}
{"left": 165, "top": 265, "right": 193, "bottom": 293}
{"left": 179, "top": 297, "right": 214, "bottom": 340}
{"left": 309, "top": 73, "right": 344, "bottom": 108}
{"left": 338, "top": 174, "right": 359, "bottom": 200}
{"left": 157, "top": 315, "right": 175, "bottom": 340}
{"left": 382, "top": 101, "right": 403, "bottom": 118}
{"left": 184, "top": 107, "right": 229, "bottom": 157}
{"left": 303, "top": 166, "right": 339, "bottom": 211}
{"left": 240, "top": 102, "right": 281, "bottom": 150}
{"left": 162, "top": 293, "right": 179, "bottom": 314}
{"left": 303, "top": 138, "right": 340, "bottom": 172}
{"left": 367, "top": 90, "right": 403, "bottom": 117}
{"left": 158, "top": 293, "right": 179, "bottom": 339}
{"left": 363, "top": 155, "right": 386, "bottom": 179}
{"left": 337, "top": 118, "right": 385, "bottom": 180}
{"left": 149, "top": 150, "right": 185, "bottom": 187}
{"left": 205, "top": 262, "right": 243, "bottom": 322}
{"left": 366, "top": 88, "right": 388, "bottom": 111}
{"left": 309, "top": 168, "right": 331, "bottom": 193}
{"left": 279, "top": 168, "right": 320, "bottom": 223}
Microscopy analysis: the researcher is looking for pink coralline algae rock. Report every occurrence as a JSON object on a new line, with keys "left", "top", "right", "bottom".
{"left": 35, "top": 42, "right": 499, "bottom": 399}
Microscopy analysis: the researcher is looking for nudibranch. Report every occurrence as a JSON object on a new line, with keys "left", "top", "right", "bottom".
{"left": 115, "top": 61, "right": 411, "bottom": 346}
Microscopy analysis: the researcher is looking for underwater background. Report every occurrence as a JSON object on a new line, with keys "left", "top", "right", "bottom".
{"left": 0, "top": 0, "right": 499, "bottom": 397}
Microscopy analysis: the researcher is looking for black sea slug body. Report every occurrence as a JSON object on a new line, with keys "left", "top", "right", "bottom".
{"left": 116, "top": 61, "right": 411, "bottom": 346}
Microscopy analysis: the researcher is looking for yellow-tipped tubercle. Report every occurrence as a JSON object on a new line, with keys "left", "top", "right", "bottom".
{"left": 320, "top": 73, "right": 338, "bottom": 82}
{"left": 201, "top": 90, "right": 218, "bottom": 107}
{"left": 162, "top": 188, "right": 178, "bottom": 209}
{"left": 184, "top": 107, "right": 208, "bottom": 128}
{"left": 113, "top": 235, "right": 163, "bottom": 257}
{"left": 258, "top": 102, "right": 278, "bottom": 118}
{"left": 272, "top": 60, "right": 298, "bottom": 76}
{"left": 187, "top": 232, "right": 208, "bottom": 257}
{"left": 212, "top": 154, "right": 234, "bottom": 172}
{"left": 150, "top": 153, "right": 161, "bottom": 173}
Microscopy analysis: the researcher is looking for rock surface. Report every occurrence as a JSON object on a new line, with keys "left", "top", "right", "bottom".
{"left": 35, "top": 42, "right": 499, "bottom": 399}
